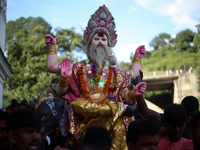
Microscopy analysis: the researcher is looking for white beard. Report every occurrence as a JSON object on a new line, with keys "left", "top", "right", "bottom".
{"left": 84, "top": 44, "right": 117, "bottom": 73}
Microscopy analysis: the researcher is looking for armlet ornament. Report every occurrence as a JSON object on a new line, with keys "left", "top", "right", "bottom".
{"left": 133, "top": 55, "right": 141, "bottom": 64}
{"left": 48, "top": 45, "right": 57, "bottom": 55}
{"left": 58, "top": 78, "right": 69, "bottom": 88}
{"left": 127, "top": 90, "right": 137, "bottom": 100}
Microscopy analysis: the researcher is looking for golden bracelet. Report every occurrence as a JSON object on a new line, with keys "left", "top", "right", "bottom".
{"left": 48, "top": 46, "right": 57, "bottom": 55}
{"left": 127, "top": 90, "right": 138, "bottom": 100}
{"left": 133, "top": 55, "right": 141, "bottom": 64}
{"left": 58, "top": 78, "right": 69, "bottom": 88}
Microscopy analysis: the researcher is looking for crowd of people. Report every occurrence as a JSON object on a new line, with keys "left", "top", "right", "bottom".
{"left": 1, "top": 95, "right": 200, "bottom": 150}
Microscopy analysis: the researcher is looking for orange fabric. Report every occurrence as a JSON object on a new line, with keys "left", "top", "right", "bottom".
{"left": 158, "top": 135, "right": 193, "bottom": 150}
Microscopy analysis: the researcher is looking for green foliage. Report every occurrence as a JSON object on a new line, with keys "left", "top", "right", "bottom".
{"left": 150, "top": 33, "right": 173, "bottom": 50}
{"left": 118, "top": 61, "right": 131, "bottom": 70}
{"left": 196, "top": 66, "right": 200, "bottom": 92}
{"left": 142, "top": 46, "right": 200, "bottom": 72}
{"left": 193, "top": 33, "right": 200, "bottom": 50}
{"left": 55, "top": 27, "right": 84, "bottom": 54}
{"left": 193, "top": 20, "right": 200, "bottom": 52}
{"left": 3, "top": 17, "right": 83, "bottom": 109}
{"left": 174, "top": 29, "right": 195, "bottom": 50}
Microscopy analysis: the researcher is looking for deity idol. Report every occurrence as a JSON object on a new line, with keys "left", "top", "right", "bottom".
{"left": 44, "top": 5, "right": 146, "bottom": 150}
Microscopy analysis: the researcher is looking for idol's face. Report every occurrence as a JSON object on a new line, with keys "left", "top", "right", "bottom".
{"left": 91, "top": 32, "right": 108, "bottom": 47}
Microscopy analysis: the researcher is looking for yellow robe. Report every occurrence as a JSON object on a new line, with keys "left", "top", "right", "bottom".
{"left": 65, "top": 61, "right": 133, "bottom": 150}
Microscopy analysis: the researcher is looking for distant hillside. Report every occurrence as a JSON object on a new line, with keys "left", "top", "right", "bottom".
{"left": 142, "top": 46, "right": 200, "bottom": 72}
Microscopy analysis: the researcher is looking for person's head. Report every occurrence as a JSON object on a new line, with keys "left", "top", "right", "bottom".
{"left": 0, "top": 109, "right": 9, "bottom": 150}
{"left": 181, "top": 96, "right": 199, "bottom": 125}
{"left": 11, "top": 102, "right": 18, "bottom": 111}
{"left": 11, "top": 99, "right": 17, "bottom": 104}
{"left": 164, "top": 104, "right": 187, "bottom": 142}
{"left": 83, "top": 5, "right": 117, "bottom": 73}
{"left": 83, "top": 32, "right": 117, "bottom": 73}
{"left": 127, "top": 114, "right": 161, "bottom": 150}
{"left": 6, "top": 109, "right": 42, "bottom": 150}
{"left": 190, "top": 111, "right": 200, "bottom": 149}
{"left": 21, "top": 98, "right": 28, "bottom": 105}
{"left": 80, "top": 126, "right": 112, "bottom": 150}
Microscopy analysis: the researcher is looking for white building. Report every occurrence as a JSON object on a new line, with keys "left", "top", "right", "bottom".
{"left": 0, "top": 0, "right": 13, "bottom": 108}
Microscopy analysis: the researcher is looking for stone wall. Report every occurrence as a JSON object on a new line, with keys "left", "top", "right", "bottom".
{"left": 174, "top": 73, "right": 200, "bottom": 104}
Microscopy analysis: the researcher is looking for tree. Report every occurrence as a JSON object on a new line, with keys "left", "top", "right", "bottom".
{"left": 55, "top": 27, "right": 84, "bottom": 53}
{"left": 175, "top": 29, "right": 194, "bottom": 50}
{"left": 118, "top": 61, "right": 131, "bottom": 70}
{"left": 150, "top": 33, "right": 173, "bottom": 50}
{"left": 193, "top": 20, "right": 200, "bottom": 50}
{"left": 3, "top": 17, "right": 83, "bottom": 107}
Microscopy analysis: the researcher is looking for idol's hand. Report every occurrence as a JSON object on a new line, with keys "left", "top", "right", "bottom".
{"left": 135, "top": 45, "right": 145, "bottom": 58}
{"left": 133, "top": 82, "right": 146, "bottom": 95}
{"left": 45, "top": 34, "right": 56, "bottom": 47}
{"left": 60, "top": 58, "right": 72, "bottom": 79}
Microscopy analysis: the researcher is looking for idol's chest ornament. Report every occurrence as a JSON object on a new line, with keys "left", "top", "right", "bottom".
{"left": 79, "top": 59, "right": 115, "bottom": 104}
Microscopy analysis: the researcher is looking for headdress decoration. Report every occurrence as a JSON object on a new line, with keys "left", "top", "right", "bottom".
{"left": 83, "top": 4, "right": 117, "bottom": 47}
{"left": 47, "top": 87, "right": 53, "bottom": 94}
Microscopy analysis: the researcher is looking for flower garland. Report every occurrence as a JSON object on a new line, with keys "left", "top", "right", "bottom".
{"left": 79, "top": 66, "right": 90, "bottom": 98}
{"left": 78, "top": 64, "right": 113, "bottom": 99}
{"left": 103, "top": 66, "right": 113, "bottom": 93}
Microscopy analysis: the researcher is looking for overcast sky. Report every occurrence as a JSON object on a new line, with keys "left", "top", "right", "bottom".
{"left": 7, "top": 0, "right": 200, "bottom": 62}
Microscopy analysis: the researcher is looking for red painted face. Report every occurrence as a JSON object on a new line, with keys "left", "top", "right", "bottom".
{"left": 0, "top": 120, "right": 9, "bottom": 150}
{"left": 14, "top": 127, "right": 41, "bottom": 150}
{"left": 91, "top": 32, "right": 108, "bottom": 47}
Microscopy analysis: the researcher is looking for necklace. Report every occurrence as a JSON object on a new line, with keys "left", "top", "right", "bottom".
{"left": 79, "top": 59, "right": 113, "bottom": 103}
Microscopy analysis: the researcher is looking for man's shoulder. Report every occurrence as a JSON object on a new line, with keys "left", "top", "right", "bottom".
{"left": 180, "top": 138, "right": 193, "bottom": 150}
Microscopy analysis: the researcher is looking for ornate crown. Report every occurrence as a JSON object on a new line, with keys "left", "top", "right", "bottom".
{"left": 83, "top": 5, "right": 117, "bottom": 47}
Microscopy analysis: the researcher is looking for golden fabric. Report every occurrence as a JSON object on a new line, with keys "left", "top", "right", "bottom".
{"left": 66, "top": 62, "right": 135, "bottom": 149}
{"left": 71, "top": 98, "right": 127, "bottom": 150}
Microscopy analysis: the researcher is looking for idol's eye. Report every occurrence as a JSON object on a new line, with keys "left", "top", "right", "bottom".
{"left": 94, "top": 37, "right": 99, "bottom": 40}
{"left": 102, "top": 38, "right": 107, "bottom": 41}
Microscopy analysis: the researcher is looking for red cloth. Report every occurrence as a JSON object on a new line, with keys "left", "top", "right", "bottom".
{"left": 158, "top": 135, "right": 193, "bottom": 150}
{"left": 6, "top": 104, "right": 12, "bottom": 111}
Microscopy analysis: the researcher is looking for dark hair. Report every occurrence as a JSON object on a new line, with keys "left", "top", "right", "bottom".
{"left": 81, "top": 126, "right": 112, "bottom": 149}
{"left": 190, "top": 111, "right": 200, "bottom": 131}
{"left": 11, "top": 99, "right": 17, "bottom": 103}
{"left": 126, "top": 114, "right": 161, "bottom": 144}
{"left": 181, "top": 96, "right": 199, "bottom": 111}
{"left": 6, "top": 109, "right": 42, "bottom": 133}
{"left": 0, "top": 109, "right": 9, "bottom": 121}
{"left": 11, "top": 103, "right": 18, "bottom": 110}
{"left": 164, "top": 104, "right": 187, "bottom": 126}
{"left": 133, "top": 113, "right": 143, "bottom": 120}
